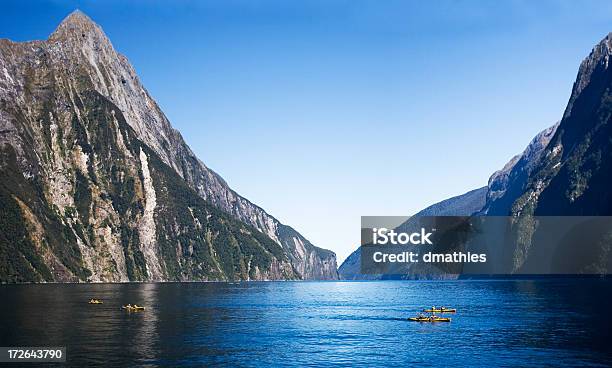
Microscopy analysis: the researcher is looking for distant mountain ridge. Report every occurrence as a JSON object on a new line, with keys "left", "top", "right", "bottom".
{"left": 0, "top": 11, "right": 337, "bottom": 282}
{"left": 338, "top": 118, "right": 560, "bottom": 279}
{"left": 338, "top": 187, "right": 487, "bottom": 279}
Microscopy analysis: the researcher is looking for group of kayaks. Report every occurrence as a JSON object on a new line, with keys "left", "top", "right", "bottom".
{"left": 88, "top": 299, "right": 146, "bottom": 311}
{"left": 408, "top": 306, "right": 456, "bottom": 323}
{"left": 122, "top": 304, "right": 146, "bottom": 311}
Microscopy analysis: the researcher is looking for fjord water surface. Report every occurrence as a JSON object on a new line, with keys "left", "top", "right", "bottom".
{"left": 0, "top": 280, "right": 610, "bottom": 367}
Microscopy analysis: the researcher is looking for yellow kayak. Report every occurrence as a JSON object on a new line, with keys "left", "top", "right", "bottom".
{"left": 423, "top": 308, "right": 456, "bottom": 313}
{"left": 88, "top": 299, "right": 103, "bottom": 304}
{"left": 409, "top": 316, "right": 451, "bottom": 322}
{"left": 122, "top": 305, "right": 145, "bottom": 311}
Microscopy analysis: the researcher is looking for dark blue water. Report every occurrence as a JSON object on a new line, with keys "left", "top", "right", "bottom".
{"left": 1, "top": 280, "right": 611, "bottom": 367}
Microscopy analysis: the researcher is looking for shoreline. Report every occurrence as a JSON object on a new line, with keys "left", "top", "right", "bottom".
{"left": 1, "top": 274, "right": 610, "bottom": 285}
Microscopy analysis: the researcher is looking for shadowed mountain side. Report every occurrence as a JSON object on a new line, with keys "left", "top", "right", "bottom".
{"left": 338, "top": 187, "right": 487, "bottom": 279}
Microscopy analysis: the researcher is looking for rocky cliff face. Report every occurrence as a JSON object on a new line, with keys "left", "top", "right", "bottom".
{"left": 480, "top": 33, "right": 612, "bottom": 273}
{"left": 0, "top": 11, "right": 337, "bottom": 282}
{"left": 485, "top": 33, "right": 612, "bottom": 218}
{"left": 481, "top": 122, "right": 559, "bottom": 214}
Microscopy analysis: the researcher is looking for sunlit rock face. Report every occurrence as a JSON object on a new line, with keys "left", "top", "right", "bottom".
{"left": 0, "top": 11, "right": 337, "bottom": 282}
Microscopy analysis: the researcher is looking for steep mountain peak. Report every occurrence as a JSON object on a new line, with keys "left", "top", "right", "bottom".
{"left": 63, "top": 9, "right": 90, "bottom": 23}
{"left": 58, "top": 9, "right": 94, "bottom": 28}
{"left": 564, "top": 32, "right": 612, "bottom": 119}
{"left": 0, "top": 12, "right": 339, "bottom": 281}
{"left": 49, "top": 10, "right": 107, "bottom": 43}
{"left": 43, "top": 12, "right": 176, "bottom": 167}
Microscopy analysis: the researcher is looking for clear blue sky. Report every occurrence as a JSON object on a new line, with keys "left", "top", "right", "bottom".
{"left": 2, "top": 0, "right": 612, "bottom": 263}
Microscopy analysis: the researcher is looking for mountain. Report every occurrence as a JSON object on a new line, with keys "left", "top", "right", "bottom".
{"left": 485, "top": 33, "right": 612, "bottom": 218}
{"left": 337, "top": 120, "right": 570, "bottom": 279}
{"left": 482, "top": 122, "right": 559, "bottom": 213}
{"left": 338, "top": 187, "right": 487, "bottom": 279}
{"left": 340, "top": 32, "right": 612, "bottom": 278}
{"left": 337, "top": 119, "right": 571, "bottom": 279}
{"left": 0, "top": 11, "right": 337, "bottom": 282}
{"left": 478, "top": 33, "right": 612, "bottom": 273}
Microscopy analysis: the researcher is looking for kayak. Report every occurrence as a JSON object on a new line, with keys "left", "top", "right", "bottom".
{"left": 88, "top": 300, "right": 103, "bottom": 304}
{"left": 122, "top": 305, "right": 145, "bottom": 311}
{"left": 408, "top": 316, "right": 451, "bottom": 322}
{"left": 423, "top": 308, "right": 456, "bottom": 313}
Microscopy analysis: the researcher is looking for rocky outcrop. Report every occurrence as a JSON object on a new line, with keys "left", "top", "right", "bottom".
{"left": 482, "top": 122, "right": 559, "bottom": 214}
{"left": 0, "top": 11, "right": 337, "bottom": 282}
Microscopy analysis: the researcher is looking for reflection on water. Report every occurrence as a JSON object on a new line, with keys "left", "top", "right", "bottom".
{"left": 0, "top": 280, "right": 611, "bottom": 367}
